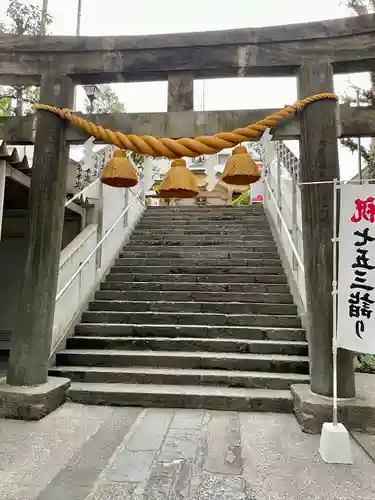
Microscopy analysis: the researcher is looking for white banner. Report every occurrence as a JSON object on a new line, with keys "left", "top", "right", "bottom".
{"left": 337, "top": 183, "right": 375, "bottom": 353}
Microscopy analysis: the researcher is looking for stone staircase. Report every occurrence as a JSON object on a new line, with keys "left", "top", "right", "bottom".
{"left": 51, "top": 205, "right": 309, "bottom": 411}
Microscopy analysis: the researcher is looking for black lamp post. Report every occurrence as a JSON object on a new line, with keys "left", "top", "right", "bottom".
{"left": 84, "top": 84, "right": 101, "bottom": 113}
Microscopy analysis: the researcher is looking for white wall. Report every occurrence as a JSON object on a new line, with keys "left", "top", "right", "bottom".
{"left": 0, "top": 215, "right": 81, "bottom": 335}
{"left": 264, "top": 160, "right": 306, "bottom": 310}
{"left": 52, "top": 180, "right": 145, "bottom": 352}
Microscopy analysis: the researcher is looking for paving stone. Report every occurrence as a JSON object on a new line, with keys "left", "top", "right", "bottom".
{"left": 0, "top": 403, "right": 112, "bottom": 500}
{"left": 126, "top": 408, "right": 173, "bottom": 451}
{"left": 144, "top": 459, "right": 193, "bottom": 500}
{"left": 204, "top": 412, "right": 242, "bottom": 475}
{"left": 106, "top": 449, "right": 156, "bottom": 483}
{"left": 351, "top": 432, "right": 375, "bottom": 461}
{"left": 2, "top": 404, "right": 375, "bottom": 499}
{"left": 240, "top": 412, "right": 375, "bottom": 500}
{"left": 35, "top": 407, "right": 140, "bottom": 500}
{"left": 158, "top": 428, "right": 200, "bottom": 463}
{"left": 170, "top": 409, "right": 204, "bottom": 431}
{"left": 88, "top": 480, "right": 137, "bottom": 500}
{"left": 197, "top": 473, "right": 250, "bottom": 500}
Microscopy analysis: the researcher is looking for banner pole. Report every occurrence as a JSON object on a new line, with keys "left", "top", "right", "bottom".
{"left": 318, "top": 178, "right": 352, "bottom": 464}
{"left": 332, "top": 178, "right": 339, "bottom": 427}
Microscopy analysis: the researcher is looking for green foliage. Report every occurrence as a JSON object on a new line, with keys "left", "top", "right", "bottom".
{"left": 340, "top": 2, "right": 375, "bottom": 370}
{"left": 0, "top": 95, "right": 12, "bottom": 116}
{"left": 340, "top": 0, "right": 375, "bottom": 179}
{"left": 85, "top": 85, "right": 145, "bottom": 168}
{"left": 233, "top": 191, "right": 250, "bottom": 206}
{"left": 85, "top": 85, "right": 126, "bottom": 114}
{"left": 126, "top": 151, "right": 145, "bottom": 168}
{"left": 357, "top": 354, "right": 375, "bottom": 374}
{"left": 0, "top": 1, "right": 51, "bottom": 116}
{"left": 0, "top": 0, "right": 52, "bottom": 35}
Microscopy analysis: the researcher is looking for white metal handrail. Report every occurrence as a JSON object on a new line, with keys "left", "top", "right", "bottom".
{"left": 264, "top": 177, "right": 305, "bottom": 274}
{"left": 59, "top": 224, "right": 97, "bottom": 268}
{"left": 56, "top": 187, "right": 145, "bottom": 301}
{"left": 65, "top": 177, "right": 100, "bottom": 207}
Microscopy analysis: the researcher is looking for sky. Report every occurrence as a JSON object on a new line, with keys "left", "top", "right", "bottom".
{"left": 5, "top": 0, "right": 372, "bottom": 179}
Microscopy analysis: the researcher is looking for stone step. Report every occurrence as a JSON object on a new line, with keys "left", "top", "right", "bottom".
{"left": 138, "top": 216, "right": 269, "bottom": 222}
{"left": 114, "top": 257, "right": 282, "bottom": 268}
{"left": 110, "top": 266, "right": 284, "bottom": 275}
{"left": 75, "top": 323, "right": 306, "bottom": 341}
{"left": 141, "top": 212, "right": 266, "bottom": 217}
{"left": 95, "top": 290, "right": 294, "bottom": 304}
{"left": 144, "top": 210, "right": 264, "bottom": 216}
{"left": 105, "top": 273, "right": 288, "bottom": 284}
{"left": 129, "top": 239, "right": 275, "bottom": 247}
{"left": 137, "top": 219, "right": 270, "bottom": 226}
{"left": 132, "top": 228, "right": 272, "bottom": 235}
{"left": 126, "top": 240, "right": 277, "bottom": 248}
{"left": 88, "top": 300, "right": 298, "bottom": 316}
{"left": 51, "top": 366, "right": 309, "bottom": 390}
{"left": 136, "top": 227, "right": 271, "bottom": 234}
{"left": 124, "top": 244, "right": 278, "bottom": 253}
{"left": 101, "top": 281, "right": 290, "bottom": 294}
{"left": 143, "top": 207, "right": 265, "bottom": 213}
{"left": 56, "top": 349, "right": 309, "bottom": 373}
{"left": 81, "top": 311, "right": 302, "bottom": 328}
{"left": 67, "top": 383, "right": 293, "bottom": 412}
{"left": 66, "top": 336, "right": 308, "bottom": 355}
{"left": 119, "top": 249, "right": 280, "bottom": 259}
{"left": 130, "top": 234, "right": 275, "bottom": 242}
{"left": 146, "top": 206, "right": 263, "bottom": 212}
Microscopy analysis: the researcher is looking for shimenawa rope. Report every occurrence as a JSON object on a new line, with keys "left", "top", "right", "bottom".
{"left": 33, "top": 93, "right": 338, "bottom": 158}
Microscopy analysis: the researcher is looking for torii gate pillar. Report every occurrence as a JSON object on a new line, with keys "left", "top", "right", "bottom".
{"left": 0, "top": 74, "right": 73, "bottom": 420}
{"left": 292, "top": 61, "right": 355, "bottom": 431}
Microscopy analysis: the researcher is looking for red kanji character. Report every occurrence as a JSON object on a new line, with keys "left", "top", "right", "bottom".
{"left": 351, "top": 197, "right": 375, "bottom": 223}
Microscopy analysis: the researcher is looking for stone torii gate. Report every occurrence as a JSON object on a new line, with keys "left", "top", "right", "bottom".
{"left": 0, "top": 14, "right": 375, "bottom": 424}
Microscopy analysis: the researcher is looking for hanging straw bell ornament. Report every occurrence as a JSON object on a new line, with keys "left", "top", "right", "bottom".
{"left": 158, "top": 158, "right": 199, "bottom": 199}
{"left": 221, "top": 146, "right": 261, "bottom": 186}
{"left": 100, "top": 149, "right": 139, "bottom": 188}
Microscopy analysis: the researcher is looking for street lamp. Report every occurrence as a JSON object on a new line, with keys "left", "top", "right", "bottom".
{"left": 84, "top": 84, "right": 101, "bottom": 113}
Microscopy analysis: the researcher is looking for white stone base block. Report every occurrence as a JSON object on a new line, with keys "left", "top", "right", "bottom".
{"left": 319, "top": 422, "right": 353, "bottom": 464}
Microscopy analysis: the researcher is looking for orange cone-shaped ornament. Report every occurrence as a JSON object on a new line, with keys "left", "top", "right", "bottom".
{"left": 221, "top": 146, "right": 261, "bottom": 186}
{"left": 158, "top": 158, "right": 199, "bottom": 199}
{"left": 100, "top": 149, "right": 139, "bottom": 188}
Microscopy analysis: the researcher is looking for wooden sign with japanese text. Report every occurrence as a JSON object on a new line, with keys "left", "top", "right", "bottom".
{"left": 337, "top": 183, "right": 375, "bottom": 353}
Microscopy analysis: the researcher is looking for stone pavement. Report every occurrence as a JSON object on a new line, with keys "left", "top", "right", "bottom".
{"left": 0, "top": 403, "right": 374, "bottom": 500}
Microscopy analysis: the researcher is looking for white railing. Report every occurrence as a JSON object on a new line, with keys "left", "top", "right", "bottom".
{"left": 260, "top": 132, "right": 306, "bottom": 309}
{"left": 264, "top": 177, "right": 304, "bottom": 273}
{"left": 65, "top": 177, "right": 100, "bottom": 207}
{"left": 52, "top": 181, "right": 146, "bottom": 352}
{"left": 57, "top": 188, "right": 144, "bottom": 302}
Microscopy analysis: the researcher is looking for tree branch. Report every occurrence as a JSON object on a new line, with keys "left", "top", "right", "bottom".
{"left": 344, "top": 0, "right": 369, "bottom": 14}
{"left": 341, "top": 137, "right": 373, "bottom": 166}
